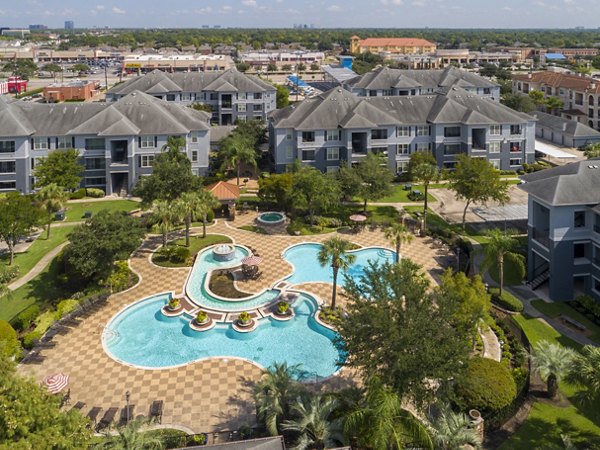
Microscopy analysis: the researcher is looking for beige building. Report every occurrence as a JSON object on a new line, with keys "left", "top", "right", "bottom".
{"left": 350, "top": 36, "right": 436, "bottom": 55}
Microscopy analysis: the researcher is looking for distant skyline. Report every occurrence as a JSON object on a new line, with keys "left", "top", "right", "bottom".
{"left": 2, "top": 0, "right": 600, "bottom": 29}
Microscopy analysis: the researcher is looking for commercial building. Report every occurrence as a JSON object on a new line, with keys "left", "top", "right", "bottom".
{"left": 29, "top": 24, "right": 48, "bottom": 31}
{"left": 65, "top": 21, "right": 74, "bottom": 30}
{"left": 345, "top": 66, "right": 500, "bottom": 102}
{"left": 43, "top": 80, "right": 101, "bottom": 103}
{"left": 1, "top": 76, "right": 27, "bottom": 94}
{"left": 350, "top": 36, "right": 436, "bottom": 55}
{"left": 532, "top": 111, "right": 600, "bottom": 148}
{"left": 0, "top": 29, "right": 30, "bottom": 38}
{"left": 106, "top": 69, "right": 276, "bottom": 125}
{"left": 520, "top": 160, "right": 600, "bottom": 302}
{"left": 238, "top": 51, "right": 324, "bottom": 70}
{"left": 269, "top": 86, "right": 535, "bottom": 174}
{"left": 512, "top": 71, "right": 600, "bottom": 130}
{"left": 121, "top": 54, "right": 233, "bottom": 74}
{"left": 0, "top": 91, "right": 211, "bottom": 195}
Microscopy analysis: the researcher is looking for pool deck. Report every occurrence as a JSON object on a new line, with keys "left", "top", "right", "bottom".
{"left": 17, "top": 212, "right": 453, "bottom": 433}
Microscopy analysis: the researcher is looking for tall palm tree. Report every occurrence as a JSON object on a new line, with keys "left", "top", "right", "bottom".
{"left": 161, "top": 135, "right": 186, "bottom": 153}
{"left": 410, "top": 157, "right": 439, "bottom": 230}
{"left": 318, "top": 237, "right": 356, "bottom": 310}
{"left": 565, "top": 344, "right": 600, "bottom": 404}
{"left": 151, "top": 199, "right": 183, "bottom": 247}
{"left": 195, "top": 190, "right": 221, "bottom": 239}
{"left": 344, "top": 377, "right": 433, "bottom": 450}
{"left": 531, "top": 340, "right": 577, "bottom": 399}
{"left": 94, "top": 418, "right": 164, "bottom": 449}
{"left": 427, "top": 403, "right": 482, "bottom": 450}
{"left": 384, "top": 223, "right": 413, "bottom": 264}
{"left": 281, "top": 395, "right": 344, "bottom": 450}
{"left": 253, "top": 362, "right": 303, "bottom": 436}
{"left": 34, "top": 183, "right": 67, "bottom": 239}
{"left": 480, "top": 229, "right": 517, "bottom": 296}
{"left": 177, "top": 192, "right": 202, "bottom": 247}
{"left": 220, "top": 134, "right": 257, "bottom": 186}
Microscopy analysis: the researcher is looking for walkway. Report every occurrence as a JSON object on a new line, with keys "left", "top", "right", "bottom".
{"left": 481, "top": 324, "right": 502, "bottom": 362}
{"left": 8, "top": 242, "right": 68, "bottom": 291}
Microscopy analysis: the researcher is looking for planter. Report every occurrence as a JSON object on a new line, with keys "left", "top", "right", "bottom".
{"left": 232, "top": 317, "right": 257, "bottom": 333}
{"left": 189, "top": 316, "right": 215, "bottom": 332}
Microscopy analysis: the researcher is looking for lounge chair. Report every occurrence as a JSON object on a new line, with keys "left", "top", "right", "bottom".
{"left": 96, "top": 407, "right": 118, "bottom": 431}
{"left": 71, "top": 401, "right": 86, "bottom": 412}
{"left": 149, "top": 400, "right": 163, "bottom": 424}
{"left": 119, "top": 405, "right": 135, "bottom": 426}
{"left": 86, "top": 406, "right": 103, "bottom": 427}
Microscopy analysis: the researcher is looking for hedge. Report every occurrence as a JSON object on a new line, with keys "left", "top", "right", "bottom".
{"left": 0, "top": 320, "right": 20, "bottom": 358}
{"left": 490, "top": 288, "right": 524, "bottom": 312}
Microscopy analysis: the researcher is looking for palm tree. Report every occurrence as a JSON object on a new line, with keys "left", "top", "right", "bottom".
{"left": 196, "top": 190, "right": 220, "bottom": 238}
{"left": 281, "top": 395, "right": 344, "bottom": 450}
{"left": 151, "top": 200, "right": 183, "bottom": 247}
{"left": 220, "top": 134, "right": 257, "bottom": 186}
{"left": 34, "top": 183, "right": 67, "bottom": 239}
{"left": 410, "top": 157, "right": 439, "bottom": 230}
{"left": 384, "top": 223, "right": 413, "bottom": 264}
{"left": 94, "top": 418, "right": 164, "bottom": 449}
{"left": 253, "top": 362, "right": 303, "bottom": 436}
{"left": 317, "top": 237, "right": 356, "bottom": 310}
{"left": 161, "top": 135, "right": 186, "bottom": 153}
{"left": 480, "top": 229, "right": 517, "bottom": 296}
{"left": 427, "top": 404, "right": 482, "bottom": 450}
{"left": 344, "top": 377, "right": 433, "bottom": 450}
{"left": 531, "top": 340, "right": 577, "bottom": 399}
{"left": 565, "top": 345, "right": 600, "bottom": 404}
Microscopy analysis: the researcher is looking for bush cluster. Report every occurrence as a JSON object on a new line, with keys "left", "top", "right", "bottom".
{"left": 0, "top": 320, "right": 20, "bottom": 358}
{"left": 86, "top": 188, "right": 105, "bottom": 198}
{"left": 489, "top": 288, "right": 524, "bottom": 312}
{"left": 12, "top": 305, "right": 40, "bottom": 332}
{"left": 157, "top": 246, "right": 190, "bottom": 264}
{"left": 69, "top": 188, "right": 86, "bottom": 200}
{"left": 572, "top": 295, "right": 600, "bottom": 325}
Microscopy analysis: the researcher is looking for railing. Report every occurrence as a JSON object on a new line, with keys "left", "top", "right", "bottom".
{"left": 532, "top": 229, "right": 551, "bottom": 248}
{"left": 593, "top": 224, "right": 600, "bottom": 234}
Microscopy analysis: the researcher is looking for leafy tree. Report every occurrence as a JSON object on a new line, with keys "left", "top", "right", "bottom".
{"left": 133, "top": 138, "right": 202, "bottom": 204}
{"left": 33, "top": 149, "right": 83, "bottom": 191}
{"left": 0, "top": 354, "right": 92, "bottom": 447}
{"left": 531, "top": 341, "right": 577, "bottom": 399}
{"left": 480, "top": 229, "right": 518, "bottom": 296}
{"left": 34, "top": 183, "right": 68, "bottom": 239}
{"left": 41, "top": 63, "right": 62, "bottom": 81}
{"left": 528, "top": 89, "right": 546, "bottom": 108}
{"left": 427, "top": 403, "right": 482, "bottom": 450}
{"left": 219, "top": 134, "right": 257, "bottom": 186}
{"left": 449, "top": 154, "right": 510, "bottom": 230}
{"left": 384, "top": 223, "right": 412, "bottom": 264}
{"left": 353, "top": 153, "right": 394, "bottom": 211}
{"left": 583, "top": 142, "right": 600, "bottom": 159}
{"left": 3, "top": 59, "right": 37, "bottom": 80}
{"left": 0, "top": 320, "right": 19, "bottom": 359}
{"left": 190, "top": 102, "right": 213, "bottom": 113}
{"left": 281, "top": 396, "right": 344, "bottom": 450}
{"left": 233, "top": 119, "right": 268, "bottom": 148}
{"left": 253, "top": 362, "right": 304, "bottom": 436}
{"left": 93, "top": 418, "right": 164, "bottom": 449}
{"left": 310, "top": 62, "right": 320, "bottom": 71}
{"left": 0, "top": 193, "right": 42, "bottom": 265}
{"left": 236, "top": 62, "right": 250, "bottom": 72}
{"left": 290, "top": 167, "right": 340, "bottom": 226}
{"left": 336, "top": 260, "right": 470, "bottom": 406}
{"left": 72, "top": 63, "right": 90, "bottom": 73}
{"left": 258, "top": 173, "right": 293, "bottom": 211}
{"left": 65, "top": 211, "right": 144, "bottom": 283}
{"left": 545, "top": 96, "right": 564, "bottom": 115}
{"left": 0, "top": 265, "right": 18, "bottom": 297}
{"left": 502, "top": 93, "right": 536, "bottom": 113}
{"left": 282, "top": 64, "right": 292, "bottom": 72}
{"left": 344, "top": 376, "right": 433, "bottom": 450}
{"left": 408, "top": 151, "right": 439, "bottom": 229}
{"left": 151, "top": 200, "right": 183, "bottom": 248}
{"left": 276, "top": 84, "right": 290, "bottom": 108}
{"left": 565, "top": 345, "right": 600, "bottom": 405}
{"left": 266, "top": 62, "right": 278, "bottom": 76}
{"left": 296, "top": 62, "right": 307, "bottom": 72}
{"left": 318, "top": 237, "right": 356, "bottom": 310}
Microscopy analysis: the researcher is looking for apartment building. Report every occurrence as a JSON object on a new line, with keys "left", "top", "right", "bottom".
{"left": 0, "top": 91, "right": 210, "bottom": 195}
{"left": 345, "top": 66, "right": 500, "bottom": 102}
{"left": 106, "top": 69, "right": 276, "bottom": 125}
{"left": 532, "top": 112, "right": 600, "bottom": 148}
{"left": 520, "top": 161, "right": 600, "bottom": 302}
{"left": 269, "top": 86, "right": 535, "bottom": 174}
{"left": 350, "top": 36, "right": 436, "bottom": 55}
{"left": 512, "top": 71, "right": 600, "bottom": 130}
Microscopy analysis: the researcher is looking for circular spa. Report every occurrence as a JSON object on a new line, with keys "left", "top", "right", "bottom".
{"left": 257, "top": 211, "right": 286, "bottom": 226}
{"left": 212, "top": 244, "right": 236, "bottom": 262}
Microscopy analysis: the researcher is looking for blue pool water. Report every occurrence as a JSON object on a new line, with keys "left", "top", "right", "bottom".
{"left": 104, "top": 292, "right": 343, "bottom": 376}
{"left": 284, "top": 243, "right": 395, "bottom": 287}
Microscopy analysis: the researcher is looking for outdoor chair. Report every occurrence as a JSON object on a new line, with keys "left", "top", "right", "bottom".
{"left": 119, "top": 405, "right": 135, "bottom": 427}
{"left": 150, "top": 400, "right": 163, "bottom": 424}
{"left": 96, "top": 407, "right": 118, "bottom": 432}
{"left": 86, "top": 406, "right": 103, "bottom": 427}
{"left": 71, "top": 401, "right": 86, "bottom": 412}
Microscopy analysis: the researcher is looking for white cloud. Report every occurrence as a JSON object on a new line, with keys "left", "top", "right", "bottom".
{"left": 241, "top": 0, "right": 257, "bottom": 6}
{"left": 502, "top": 6, "right": 512, "bottom": 10}
{"left": 327, "top": 4, "right": 342, "bottom": 11}
{"left": 112, "top": 6, "right": 126, "bottom": 14}
{"left": 96, "top": 4, "right": 105, "bottom": 10}
{"left": 412, "top": 0, "right": 425, "bottom": 6}
{"left": 381, "top": 0, "right": 403, "bottom": 5}
{"left": 194, "top": 7, "right": 213, "bottom": 13}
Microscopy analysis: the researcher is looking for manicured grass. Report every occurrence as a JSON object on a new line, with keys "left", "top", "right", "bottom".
{"left": 373, "top": 184, "right": 437, "bottom": 203}
{"left": 513, "top": 313, "right": 582, "bottom": 350}
{"left": 62, "top": 199, "right": 139, "bottom": 222}
{"left": 0, "top": 225, "right": 76, "bottom": 279}
{"left": 151, "top": 234, "right": 232, "bottom": 268}
{"left": 209, "top": 272, "right": 249, "bottom": 299}
{"left": 530, "top": 299, "right": 600, "bottom": 344}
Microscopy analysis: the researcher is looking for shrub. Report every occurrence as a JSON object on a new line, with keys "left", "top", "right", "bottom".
{"left": 168, "top": 298, "right": 180, "bottom": 310}
{"left": 171, "top": 246, "right": 190, "bottom": 263}
{"left": 0, "top": 320, "right": 20, "bottom": 358}
{"left": 277, "top": 301, "right": 290, "bottom": 314}
{"left": 33, "top": 310, "right": 58, "bottom": 335}
{"left": 187, "top": 433, "right": 208, "bottom": 445}
{"left": 69, "top": 188, "right": 86, "bottom": 200}
{"left": 102, "top": 260, "right": 135, "bottom": 293}
{"left": 86, "top": 188, "right": 105, "bottom": 198}
{"left": 22, "top": 330, "right": 42, "bottom": 350}
{"left": 490, "top": 288, "right": 524, "bottom": 312}
{"left": 196, "top": 311, "right": 208, "bottom": 323}
{"left": 574, "top": 295, "right": 600, "bottom": 322}
{"left": 56, "top": 299, "right": 79, "bottom": 318}
{"left": 408, "top": 190, "right": 425, "bottom": 201}
{"left": 13, "top": 305, "right": 40, "bottom": 332}
{"left": 454, "top": 357, "right": 517, "bottom": 415}
{"left": 238, "top": 311, "right": 251, "bottom": 324}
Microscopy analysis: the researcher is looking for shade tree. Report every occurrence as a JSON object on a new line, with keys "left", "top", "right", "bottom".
{"left": 33, "top": 149, "right": 83, "bottom": 191}
{"left": 0, "top": 193, "right": 43, "bottom": 265}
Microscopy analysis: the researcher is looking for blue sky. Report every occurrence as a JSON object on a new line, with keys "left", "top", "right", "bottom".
{"left": 3, "top": 0, "right": 600, "bottom": 29}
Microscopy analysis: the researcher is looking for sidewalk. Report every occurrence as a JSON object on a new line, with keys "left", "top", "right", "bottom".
{"left": 8, "top": 242, "right": 69, "bottom": 291}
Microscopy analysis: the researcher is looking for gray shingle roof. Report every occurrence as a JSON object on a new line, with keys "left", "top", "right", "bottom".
{"left": 0, "top": 91, "right": 210, "bottom": 138}
{"left": 531, "top": 111, "right": 600, "bottom": 138}
{"left": 519, "top": 159, "right": 600, "bottom": 206}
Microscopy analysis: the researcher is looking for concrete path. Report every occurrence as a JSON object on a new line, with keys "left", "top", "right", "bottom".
{"left": 7, "top": 242, "right": 69, "bottom": 291}
{"left": 481, "top": 324, "right": 502, "bottom": 361}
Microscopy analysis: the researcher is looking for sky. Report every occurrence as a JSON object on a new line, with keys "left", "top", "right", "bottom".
{"left": 2, "top": 0, "right": 600, "bottom": 29}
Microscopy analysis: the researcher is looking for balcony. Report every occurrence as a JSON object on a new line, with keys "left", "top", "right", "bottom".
{"left": 533, "top": 229, "right": 551, "bottom": 248}
{"left": 594, "top": 224, "right": 600, "bottom": 234}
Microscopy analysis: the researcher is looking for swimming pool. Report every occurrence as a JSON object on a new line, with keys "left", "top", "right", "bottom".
{"left": 103, "top": 292, "right": 343, "bottom": 377}
{"left": 283, "top": 243, "right": 395, "bottom": 287}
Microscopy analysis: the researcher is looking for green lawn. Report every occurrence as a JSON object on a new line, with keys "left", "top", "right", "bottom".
{"left": 530, "top": 299, "right": 600, "bottom": 344}
{"left": 0, "top": 225, "right": 76, "bottom": 279}
{"left": 374, "top": 184, "right": 437, "bottom": 203}
{"left": 513, "top": 313, "right": 582, "bottom": 350}
{"left": 62, "top": 200, "right": 139, "bottom": 222}
{"left": 152, "top": 234, "right": 232, "bottom": 268}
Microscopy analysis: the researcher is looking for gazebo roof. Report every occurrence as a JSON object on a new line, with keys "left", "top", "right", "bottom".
{"left": 205, "top": 181, "right": 240, "bottom": 202}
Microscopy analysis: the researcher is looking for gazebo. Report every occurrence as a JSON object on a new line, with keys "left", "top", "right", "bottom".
{"left": 205, "top": 181, "right": 241, "bottom": 219}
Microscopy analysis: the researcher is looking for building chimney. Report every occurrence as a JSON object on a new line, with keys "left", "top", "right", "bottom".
{"left": 527, "top": 72, "right": 532, "bottom": 79}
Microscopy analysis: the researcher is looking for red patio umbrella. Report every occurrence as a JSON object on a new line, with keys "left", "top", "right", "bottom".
{"left": 242, "top": 255, "right": 262, "bottom": 266}
{"left": 44, "top": 373, "right": 69, "bottom": 394}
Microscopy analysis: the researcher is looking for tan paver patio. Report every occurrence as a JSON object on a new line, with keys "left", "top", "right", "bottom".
{"left": 18, "top": 213, "right": 451, "bottom": 433}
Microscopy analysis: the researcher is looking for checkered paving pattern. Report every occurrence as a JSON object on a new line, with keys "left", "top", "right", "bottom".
{"left": 18, "top": 215, "right": 453, "bottom": 433}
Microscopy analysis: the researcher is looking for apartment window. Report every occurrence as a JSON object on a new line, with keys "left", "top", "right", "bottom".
{"left": 302, "top": 132, "right": 315, "bottom": 143}
{"left": 510, "top": 142, "right": 521, "bottom": 153}
{"left": 85, "top": 177, "right": 106, "bottom": 186}
{"left": 489, "top": 159, "right": 500, "bottom": 169}
{"left": 397, "top": 126, "right": 411, "bottom": 137}
{"left": 325, "top": 129, "right": 341, "bottom": 141}
{"left": 85, "top": 158, "right": 105, "bottom": 170}
{"left": 0, "top": 181, "right": 16, "bottom": 190}
{"left": 510, "top": 125, "right": 522, "bottom": 135}
{"left": 509, "top": 158, "right": 522, "bottom": 166}
{"left": 371, "top": 129, "right": 388, "bottom": 140}
{"left": 85, "top": 138, "right": 105, "bottom": 150}
{"left": 444, "top": 126, "right": 461, "bottom": 138}
{"left": 397, "top": 144, "right": 410, "bottom": 155}
{"left": 238, "top": 115, "right": 247, "bottom": 122}
{"left": 444, "top": 144, "right": 461, "bottom": 155}
{"left": 369, "top": 90, "right": 377, "bottom": 97}
{"left": 33, "top": 137, "right": 48, "bottom": 150}
{"left": 490, "top": 125, "right": 502, "bottom": 135}
{"left": 286, "top": 133, "right": 292, "bottom": 140}
{"left": 415, "top": 142, "right": 430, "bottom": 152}
{"left": 253, "top": 104, "right": 263, "bottom": 112}
{"left": 0, "top": 161, "right": 16, "bottom": 173}
{"left": 238, "top": 92, "right": 247, "bottom": 100}
{"left": 182, "top": 93, "right": 193, "bottom": 101}
{"left": 575, "top": 93, "right": 583, "bottom": 106}
{"left": 237, "top": 103, "right": 247, "bottom": 112}
{"left": 396, "top": 160, "right": 409, "bottom": 173}
{"left": 326, "top": 147, "right": 339, "bottom": 161}
{"left": 302, "top": 149, "right": 315, "bottom": 161}
{"left": 286, "top": 147, "right": 294, "bottom": 159}
{"left": 140, "top": 155, "right": 155, "bottom": 168}
{"left": 191, "top": 132, "right": 198, "bottom": 143}
{"left": 483, "top": 88, "right": 491, "bottom": 95}
{"left": 488, "top": 141, "right": 501, "bottom": 153}
{"left": 574, "top": 242, "right": 586, "bottom": 259}
{"left": 191, "top": 151, "right": 198, "bottom": 163}
{"left": 574, "top": 211, "right": 586, "bottom": 228}
{"left": 210, "top": 93, "right": 218, "bottom": 101}
{"left": 416, "top": 125, "right": 430, "bottom": 136}
{"left": 57, "top": 136, "right": 72, "bottom": 149}
{"left": 594, "top": 277, "right": 600, "bottom": 294}
{"left": 383, "top": 89, "right": 393, "bottom": 96}
{"left": 253, "top": 93, "right": 262, "bottom": 100}
{"left": 139, "top": 136, "right": 156, "bottom": 149}
{"left": 166, "top": 94, "right": 176, "bottom": 102}
{"left": 0, "top": 141, "right": 15, "bottom": 153}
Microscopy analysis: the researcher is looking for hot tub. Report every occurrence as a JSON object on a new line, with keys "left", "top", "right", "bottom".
{"left": 257, "top": 211, "right": 286, "bottom": 226}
